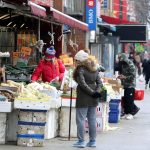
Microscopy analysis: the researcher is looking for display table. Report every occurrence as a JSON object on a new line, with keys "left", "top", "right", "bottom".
{"left": 6, "top": 97, "right": 61, "bottom": 147}
{"left": 0, "top": 101, "right": 13, "bottom": 144}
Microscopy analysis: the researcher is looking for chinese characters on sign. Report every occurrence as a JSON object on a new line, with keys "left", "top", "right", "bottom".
{"left": 86, "top": 0, "right": 97, "bottom": 31}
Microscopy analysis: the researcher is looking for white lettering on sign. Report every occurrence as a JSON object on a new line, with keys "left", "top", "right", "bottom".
{"left": 89, "top": 9, "right": 93, "bottom": 23}
{"left": 88, "top": 1, "right": 94, "bottom": 7}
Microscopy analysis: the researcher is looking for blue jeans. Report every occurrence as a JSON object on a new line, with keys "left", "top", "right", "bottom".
{"left": 76, "top": 107, "right": 96, "bottom": 141}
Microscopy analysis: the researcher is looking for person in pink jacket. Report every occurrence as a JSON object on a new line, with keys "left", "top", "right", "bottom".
{"left": 31, "top": 46, "right": 65, "bottom": 83}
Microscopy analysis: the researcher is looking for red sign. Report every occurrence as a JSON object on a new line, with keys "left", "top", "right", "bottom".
{"left": 31, "top": 0, "right": 53, "bottom": 7}
{"left": 87, "top": 0, "right": 95, "bottom": 8}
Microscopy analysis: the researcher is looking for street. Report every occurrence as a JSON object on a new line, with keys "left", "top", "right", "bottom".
{"left": 0, "top": 80, "right": 150, "bottom": 150}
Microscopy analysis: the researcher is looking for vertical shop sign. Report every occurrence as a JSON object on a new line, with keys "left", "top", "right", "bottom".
{"left": 86, "top": 0, "right": 97, "bottom": 31}
{"left": 31, "top": 0, "right": 54, "bottom": 7}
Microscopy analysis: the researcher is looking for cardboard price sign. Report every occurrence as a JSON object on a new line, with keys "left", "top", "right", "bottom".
{"left": 13, "top": 52, "right": 21, "bottom": 59}
{"left": 21, "top": 47, "right": 32, "bottom": 56}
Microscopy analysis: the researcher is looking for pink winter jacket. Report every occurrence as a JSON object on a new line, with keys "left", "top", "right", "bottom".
{"left": 31, "top": 58, "right": 65, "bottom": 82}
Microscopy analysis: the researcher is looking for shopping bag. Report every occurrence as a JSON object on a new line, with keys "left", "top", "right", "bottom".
{"left": 134, "top": 89, "right": 144, "bottom": 101}
{"left": 138, "top": 74, "right": 145, "bottom": 83}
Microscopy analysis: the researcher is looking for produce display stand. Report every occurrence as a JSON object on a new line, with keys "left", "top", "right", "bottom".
{"left": 0, "top": 87, "right": 14, "bottom": 144}
{"left": 59, "top": 96, "right": 77, "bottom": 138}
{"left": 13, "top": 97, "right": 61, "bottom": 147}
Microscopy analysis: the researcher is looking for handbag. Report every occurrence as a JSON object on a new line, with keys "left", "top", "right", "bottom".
{"left": 134, "top": 89, "right": 144, "bottom": 101}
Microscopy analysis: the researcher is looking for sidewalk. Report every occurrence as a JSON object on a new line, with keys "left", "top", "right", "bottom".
{"left": 0, "top": 81, "right": 149, "bottom": 150}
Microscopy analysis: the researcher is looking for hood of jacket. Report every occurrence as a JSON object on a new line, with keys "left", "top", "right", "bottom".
{"left": 78, "top": 57, "right": 98, "bottom": 72}
{"left": 73, "top": 58, "right": 98, "bottom": 82}
{"left": 120, "top": 53, "right": 131, "bottom": 65}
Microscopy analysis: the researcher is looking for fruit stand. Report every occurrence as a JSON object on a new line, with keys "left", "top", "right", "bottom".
{"left": 0, "top": 81, "right": 61, "bottom": 146}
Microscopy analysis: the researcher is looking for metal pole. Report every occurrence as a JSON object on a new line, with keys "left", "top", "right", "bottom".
{"left": 68, "top": 87, "right": 73, "bottom": 141}
{"left": 38, "top": 17, "right": 40, "bottom": 40}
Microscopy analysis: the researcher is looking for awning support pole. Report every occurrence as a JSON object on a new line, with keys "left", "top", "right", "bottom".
{"left": 38, "top": 17, "right": 40, "bottom": 40}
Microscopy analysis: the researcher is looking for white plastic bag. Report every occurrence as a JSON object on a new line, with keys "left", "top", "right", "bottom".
{"left": 138, "top": 74, "right": 145, "bottom": 83}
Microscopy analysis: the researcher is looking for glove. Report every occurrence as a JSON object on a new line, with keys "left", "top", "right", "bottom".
{"left": 92, "top": 92, "right": 101, "bottom": 98}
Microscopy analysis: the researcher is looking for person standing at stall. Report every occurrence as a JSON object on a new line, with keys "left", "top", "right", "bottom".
{"left": 31, "top": 46, "right": 65, "bottom": 83}
{"left": 118, "top": 53, "right": 140, "bottom": 120}
{"left": 73, "top": 50, "right": 103, "bottom": 148}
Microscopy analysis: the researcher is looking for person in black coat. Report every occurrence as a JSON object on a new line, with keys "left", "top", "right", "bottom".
{"left": 142, "top": 59, "right": 150, "bottom": 89}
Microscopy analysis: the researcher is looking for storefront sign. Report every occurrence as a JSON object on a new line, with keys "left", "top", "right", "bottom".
{"left": 86, "top": 0, "right": 97, "bottom": 31}
{"left": 31, "top": 0, "right": 53, "bottom": 7}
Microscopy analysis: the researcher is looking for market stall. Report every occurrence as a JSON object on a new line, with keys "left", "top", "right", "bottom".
{"left": 0, "top": 53, "right": 124, "bottom": 146}
{"left": 0, "top": 80, "right": 61, "bottom": 146}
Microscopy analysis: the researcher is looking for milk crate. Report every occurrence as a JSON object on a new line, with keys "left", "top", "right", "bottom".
{"left": 109, "top": 110, "right": 120, "bottom": 123}
{"left": 0, "top": 113, "right": 7, "bottom": 144}
{"left": 109, "top": 99, "right": 121, "bottom": 111}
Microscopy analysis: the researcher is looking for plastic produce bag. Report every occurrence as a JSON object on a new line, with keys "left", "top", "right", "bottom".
{"left": 138, "top": 74, "right": 145, "bottom": 83}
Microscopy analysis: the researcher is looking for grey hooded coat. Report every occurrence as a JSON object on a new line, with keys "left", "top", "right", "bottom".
{"left": 73, "top": 58, "right": 103, "bottom": 108}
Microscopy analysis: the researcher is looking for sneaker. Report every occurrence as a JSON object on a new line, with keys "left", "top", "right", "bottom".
{"left": 86, "top": 140, "right": 96, "bottom": 147}
{"left": 73, "top": 140, "right": 86, "bottom": 148}
{"left": 131, "top": 107, "right": 140, "bottom": 116}
{"left": 121, "top": 114, "right": 127, "bottom": 119}
{"left": 125, "top": 114, "right": 134, "bottom": 120}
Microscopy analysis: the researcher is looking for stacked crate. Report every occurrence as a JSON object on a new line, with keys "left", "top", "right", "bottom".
{"left": 85, "top": 102, "right": 109, "bottom": 132}
{"left": 109, "top": 99, "right": 121, "bottom": 123}
{"left": 17, "top": 109, "right": 47, "bottom": 147}
{"left": 0, "top": 113, "right": 7, "bottom": 144}
{"left": 59, "top": 107, "right": 77, "bottom": 137}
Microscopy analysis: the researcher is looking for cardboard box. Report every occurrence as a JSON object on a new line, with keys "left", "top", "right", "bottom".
{"left": 112, "top": 85, "right": 123, "bottom": 93}
{"left": 20, "top": 47, "right": 32, "bottom": 56}
{"left": 0, "top": 102, "right": 13, "bottom": 112}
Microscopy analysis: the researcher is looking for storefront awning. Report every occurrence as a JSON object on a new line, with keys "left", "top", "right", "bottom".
{"left": 101, "top": 15, "right": 139, "bottom": 25}
{"left": 50, "top": 7, "right": 88, "bottom": 31}
{"left": 28, "top": 1, "right": 46, "bottom": 18}
{"left": 97, "top": 17, "right": 116, "bottom": 32}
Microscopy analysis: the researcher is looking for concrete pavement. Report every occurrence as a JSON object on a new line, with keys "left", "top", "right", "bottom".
{"left": 0, "top": 80, "right": 150, "bottom": 150}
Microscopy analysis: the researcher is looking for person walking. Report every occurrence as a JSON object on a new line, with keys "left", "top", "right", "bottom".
{"left": 73, "top": 50, "right": 103, "bottom": 148}
{"left": 118, "top": 53, "right": 140, "bottom": 120}
{"left": 142, "top": 58, "right": 150, "bottom": 89}
{"left": 134, "top": 53, "right": 142, "bottom": 76}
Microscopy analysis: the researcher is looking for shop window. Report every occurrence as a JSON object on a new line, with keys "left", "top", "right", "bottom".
{"left": 16, "top": 31, "right": 38, "bottom": 66}
{"left": 101, "top": 44, "right": 114, "bottom": 77}
{"left": 63, "top": 0, "right": 84, "bottom": 15}
{"left": 0, "top": 27, "right": 16, "bottom": 66}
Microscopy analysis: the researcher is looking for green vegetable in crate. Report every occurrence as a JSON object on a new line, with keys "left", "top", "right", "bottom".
{"left": 50, "top": 81, "right": 60, "bottom": 90}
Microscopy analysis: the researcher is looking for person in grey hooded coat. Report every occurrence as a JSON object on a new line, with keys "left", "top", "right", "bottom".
{"left": 118, "top": 53, "right": 139, "bottom": 120}
{"left": 72, "top": 50, "right": 103, "bottom": 148}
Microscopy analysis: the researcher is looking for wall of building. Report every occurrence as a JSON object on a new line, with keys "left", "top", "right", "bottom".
{"left": 113, "top": 0, "right": 127, "bottom": 19}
